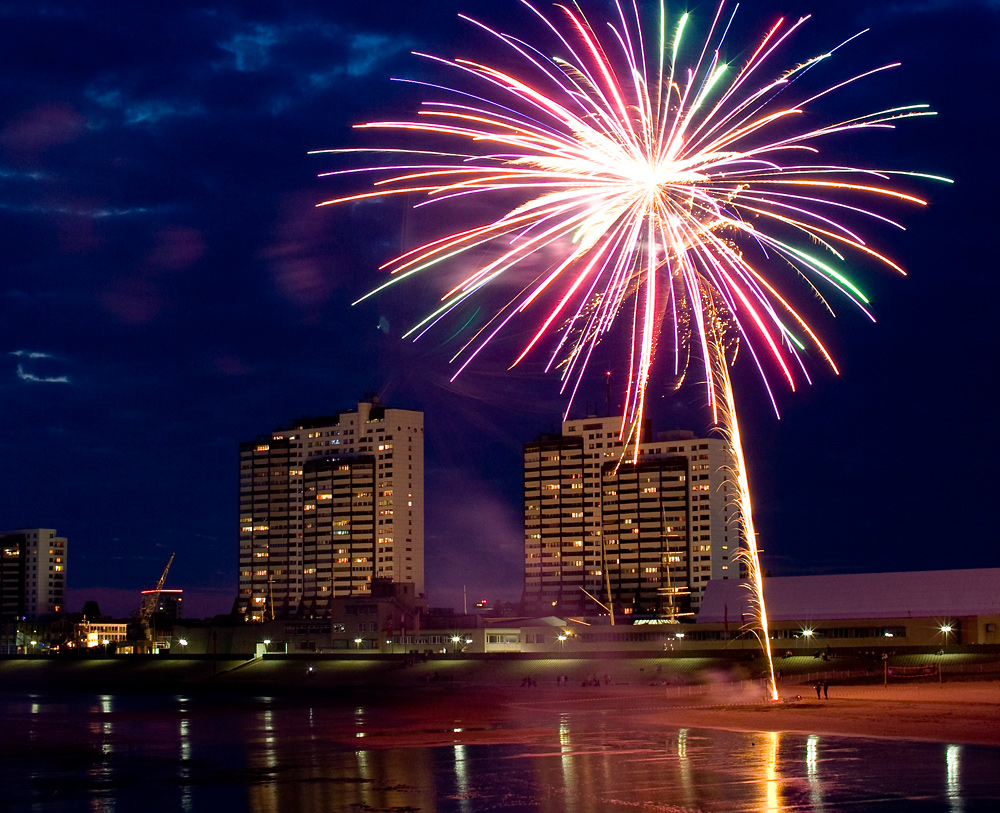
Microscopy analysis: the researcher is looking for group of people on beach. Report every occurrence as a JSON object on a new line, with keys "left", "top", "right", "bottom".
{"left": 814, "top": 680, "right": 831, "bottom": 699}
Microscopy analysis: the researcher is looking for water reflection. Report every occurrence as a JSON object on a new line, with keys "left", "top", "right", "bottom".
{"left": 675, "top": 728, "right": 695, "bottom": 810}
{"left": 1, "top": 692, "right": 998, "bottom": 813}
{"left": 806, "top": 734, "right": 824, "bottom": 812}
{"left": 177, "top": 695, "right": 192, "bottom": 813}
{"left": 558, "top": 714, "right": 576, "bottom": 813}
{"left": 947, "top": 743, "right": 963, "bottom": 813}
{"left": 453, "top": 743, "right": 472, "bottom": 813}
{"left": 248, "top": 700, "right": 277, "bottom": 813}
{"left": 86, "top": 693, "right": 115, "bottom": 811}
{"left": 759, "top": 730, "right": 781, "bottom": 813}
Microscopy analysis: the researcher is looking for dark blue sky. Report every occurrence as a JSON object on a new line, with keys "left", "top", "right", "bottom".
{"left": 2, "top": 0, "right": 997, "bottom": 618}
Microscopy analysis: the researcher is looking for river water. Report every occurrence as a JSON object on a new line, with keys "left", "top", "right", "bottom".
{"left": 2, "top": 691, "right": 998, "bottom": 812}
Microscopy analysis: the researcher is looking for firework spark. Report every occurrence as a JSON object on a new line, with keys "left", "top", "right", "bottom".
{"left": 317, "top": 0, "right": 944, "bottom": 698}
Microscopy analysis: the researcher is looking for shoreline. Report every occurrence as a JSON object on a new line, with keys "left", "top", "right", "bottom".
{"left": 3, "top": 654, "right": 998, "bottom": 748}
{"left": 312, "top": 680, "right": 1000, "bottom": 749}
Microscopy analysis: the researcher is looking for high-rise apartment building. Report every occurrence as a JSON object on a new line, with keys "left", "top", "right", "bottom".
{"left": 236, "top": 400, "right": 424, "bottom": 621}
{"left": 522, "top": 416, "right": 738, "bottom": 617}
{"left": 0, "top": 528, "right": 67, "bottom": 620}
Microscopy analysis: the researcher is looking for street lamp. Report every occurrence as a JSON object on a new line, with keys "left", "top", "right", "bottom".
{"left": 451, "top": 635, "right": 461, "bottom": 654}
{"left": 939, "top": 624, "right": 953, "bottom": 648}
{"left": 101, "top": 638, "right": 110, "bottom": 655}
{"left": 354, "top": 637, "right": 363, "bottom": 651}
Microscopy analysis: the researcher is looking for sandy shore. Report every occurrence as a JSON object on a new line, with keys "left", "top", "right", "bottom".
{"left": 350, "top": 680, "right": 1000, "bottom": 749}
{"left": 649, "top": 681, "right": 1000, "bottom": 747}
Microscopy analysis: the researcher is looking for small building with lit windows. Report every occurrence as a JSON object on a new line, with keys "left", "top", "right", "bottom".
{"left": 75, "top": 621, "right": 129, "bottom": 649}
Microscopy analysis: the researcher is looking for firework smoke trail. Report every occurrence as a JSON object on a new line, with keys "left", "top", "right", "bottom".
{"left": 317, "top": 1, "right": 945, "bottom": 680}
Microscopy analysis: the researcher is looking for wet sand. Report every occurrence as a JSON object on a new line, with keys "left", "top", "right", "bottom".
{"left": 652, "top": 682, "right": 1000, "bottom": 747}
{"left": 352, "top": 680, "right": 1000, "bottom": 749}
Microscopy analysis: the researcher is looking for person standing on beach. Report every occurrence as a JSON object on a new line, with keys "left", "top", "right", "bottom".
{"left": 815, "top": 682, "right": 822, "bottom": 699}
{"left": 823, "top": 680, "right": 829, "bottom": 699}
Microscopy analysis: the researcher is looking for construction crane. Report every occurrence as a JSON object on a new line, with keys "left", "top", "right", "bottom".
{"left": 138, "top": 553, "right": 175, "bottom": 641}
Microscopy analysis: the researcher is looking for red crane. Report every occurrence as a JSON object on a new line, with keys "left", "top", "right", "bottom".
{"left": 138, "top": 553, "right": 175, "bottom": 641}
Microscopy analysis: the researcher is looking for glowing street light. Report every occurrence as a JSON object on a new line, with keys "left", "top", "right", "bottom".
{"left": 354, "top": 637, "right": 363, "bottom": 650}
{"left": 451, "top": 635, "right": 461, "bottom": 654}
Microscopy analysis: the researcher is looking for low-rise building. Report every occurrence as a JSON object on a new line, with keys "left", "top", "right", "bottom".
{"left": 75, "top": 621, "right": 129, "bottom": 650}
{"left": 177, "top": 568, "right": 1000, "bottom": 657}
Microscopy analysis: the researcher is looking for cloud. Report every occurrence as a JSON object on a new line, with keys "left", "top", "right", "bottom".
{"left": 16, "top": 364, "right": 70, "bottom": 384}
{"left": 84, "top": 84, "right": 206, "bottom": 127}
{"left": 11, "top": 350, "right": 52, "bottom": 359}
{"left": 219, "top": 24, "right": 279, "bottom": 72}
{"left": 217, "top": 18, "right": 413, "bottom": 89}
{"left": 11, "top": 351, "right": 71, "bottom": 383}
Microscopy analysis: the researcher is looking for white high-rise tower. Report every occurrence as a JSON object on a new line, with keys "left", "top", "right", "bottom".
{"left": 522, "top": 416, "right": 739, "bottom": 617}
{"left": 236, "top": 400, "right": 424, "bottom": 621}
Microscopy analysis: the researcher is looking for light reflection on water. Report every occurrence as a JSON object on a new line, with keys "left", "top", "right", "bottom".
{"left": 806, "top": 733, "right": 824, "bottom": 812}
{"left": 1, "top": 691, "right": 998, "bottom": 812}
{"left": 947, "top": 743, "right": 963, "bottom": 813}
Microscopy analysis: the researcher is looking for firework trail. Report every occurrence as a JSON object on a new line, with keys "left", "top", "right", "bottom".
{"left": 706, "top": 301, "right": 778, "bottom": 697}
{"left": 316, "top": 0, "right": 944, "bottom": 697}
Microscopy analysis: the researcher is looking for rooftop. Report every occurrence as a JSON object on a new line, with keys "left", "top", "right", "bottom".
{"left": 697, "top": 568, "right": 1000, "bottom": 623}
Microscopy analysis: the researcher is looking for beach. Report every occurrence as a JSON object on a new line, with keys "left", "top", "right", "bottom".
{"left": 3, "top": 653, "right": 998, "bottom": 749}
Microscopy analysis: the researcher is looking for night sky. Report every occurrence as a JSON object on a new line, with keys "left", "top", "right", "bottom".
{"left": 3, "top": 1, "right": 997, "bottom": 619}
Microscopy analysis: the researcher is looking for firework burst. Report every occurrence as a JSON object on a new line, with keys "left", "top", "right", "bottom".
{"left": 317, "top": 0, "right": 945, "bottom": 699}
{"left": 317, "top": 0, "right": 943, "bottom": 442}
